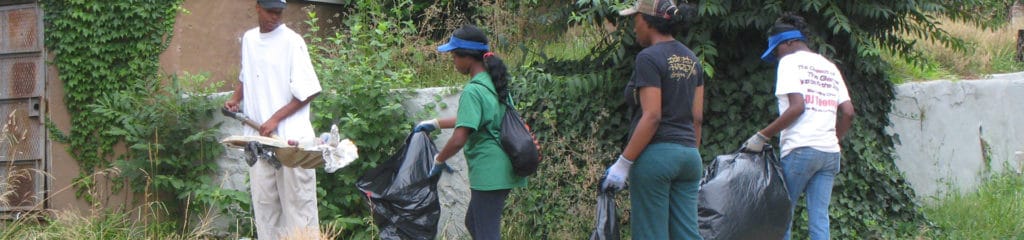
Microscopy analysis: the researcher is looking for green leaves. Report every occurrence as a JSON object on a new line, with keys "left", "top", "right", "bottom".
{"left": 304, "top": 2, "right": 420, "bottom": 237}
{"left": 86, "top": 72, "right": 237, "bottom": 228}
{"left": 41, "top": 0, "right": 186, "bottom": 204}
{"left": 497, "top": 0, "right": 1011, "bottom": 238}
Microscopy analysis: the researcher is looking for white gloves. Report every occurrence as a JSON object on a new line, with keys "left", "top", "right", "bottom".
{"left": 602, "top": 155, "right": 633, "bottom": 191}
{"left": 414, "top": 119, "right": 439, "bottom": 133}
{"left": 741, "top": 132, "right": 769, "bottom": 152}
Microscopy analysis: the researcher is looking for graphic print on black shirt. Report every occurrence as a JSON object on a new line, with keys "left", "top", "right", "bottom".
{"left": 623, "top": 41, "right": 704, "bottom": 147}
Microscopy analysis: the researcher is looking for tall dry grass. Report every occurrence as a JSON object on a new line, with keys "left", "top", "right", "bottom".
{"left": 0, "top": 107, "right": 341, "bottom": 239}
{"left": 889, "top": 17, "right": 1024, "bottom": 82}
{"left": 1, "top": 111, "right": 21, "bottom": 209}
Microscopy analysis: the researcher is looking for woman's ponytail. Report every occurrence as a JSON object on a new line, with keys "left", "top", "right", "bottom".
{"left": 483, "top": 52, "right": 510, "bottom": 105}
{"left": 668, "top": 3, "right": 697, "bottom": 26}
{"left": 643, "top": 2, "right": 698, "bottom": 35}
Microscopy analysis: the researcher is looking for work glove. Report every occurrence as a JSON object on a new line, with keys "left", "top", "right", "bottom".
{"left": 741, "top": 132, "right": 769, "bottom": 153}
{"left": 428, "top": 154, "right": 452, "bottom": 177}
{"left": 601, "top": 155, "right": 633, "bottom": 192}
{"left": 414, "top": 119, "right": 439, "bottom": 133}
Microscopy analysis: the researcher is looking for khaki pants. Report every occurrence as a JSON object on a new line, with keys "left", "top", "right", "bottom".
{"left": 250, "top": 159, "right": 320, "bottom": 239}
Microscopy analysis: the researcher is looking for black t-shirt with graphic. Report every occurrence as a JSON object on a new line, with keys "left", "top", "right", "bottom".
{"left": 623, "top": 40, "right": 704, "bottom": 147}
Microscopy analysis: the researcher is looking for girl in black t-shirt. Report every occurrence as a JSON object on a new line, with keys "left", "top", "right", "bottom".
{"left": 603, "top": 0, "right": 705, "bottom": 239}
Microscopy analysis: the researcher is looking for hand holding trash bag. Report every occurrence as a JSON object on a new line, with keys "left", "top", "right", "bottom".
{"left": 428, "top": 154, "right": 453, "bottom": 177}
{"left": 602, "top": 155, "right": 633, "bottom": 191}
{"left": 414, "top": 119, "right": 439, "bottom": 133}
{"left": 741, "top": 132, "right": 768, "bottom": 152}
{"left": 356, "top": 132, "right": 441, "bottom": 239}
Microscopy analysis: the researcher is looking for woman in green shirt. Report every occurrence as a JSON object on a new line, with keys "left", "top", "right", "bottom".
{"left": 414, "top": 24, "right": 526, "bottom": 240}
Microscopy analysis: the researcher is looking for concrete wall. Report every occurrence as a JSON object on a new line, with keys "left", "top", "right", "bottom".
{"left": 401, "top": 87, "right": 471, "bottom": 239}
{"left": 887, "top": 72, "right": 1024, "bottom": 199}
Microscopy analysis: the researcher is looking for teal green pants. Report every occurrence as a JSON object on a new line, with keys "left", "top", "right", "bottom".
{"left": 629, "top": 143, "right": 703, "bottom": 240}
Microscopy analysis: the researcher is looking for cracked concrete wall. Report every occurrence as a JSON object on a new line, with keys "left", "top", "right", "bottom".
{"left": 887, "top": 72, "right": 1024, "bottom": 199}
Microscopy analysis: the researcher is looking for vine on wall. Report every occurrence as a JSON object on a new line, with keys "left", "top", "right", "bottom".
{"left": 41, "top": 0, "right": 184, "bottom": 201}
{"left": 41, "top": 1, "right": 250, "bottom": 234}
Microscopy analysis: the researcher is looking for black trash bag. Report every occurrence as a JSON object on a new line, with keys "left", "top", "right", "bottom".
{"left": 698, "top": 145, "right": 792, "bottom": 240}
{"left": 590, "top": 187, "right": 620, "bottom": 240}
{"left": 356, "top": 132, "right": 441, "bottom": 240}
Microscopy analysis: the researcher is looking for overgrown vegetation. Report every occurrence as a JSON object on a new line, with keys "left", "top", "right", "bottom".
{"left": 24, "top": 0, "right": 1024, "bottom": 239}
{"left": 919, "top": 172, "right": 1024, "bottom": 239}
{"left": 86, "top": 73, "right": 251, "bottom": 234}
{"left": 500, "top": 0, "right": 1021, "bottom": 239}
{"left": 885, "top": 17, "right": 1024, "bottom": 82}
{"left": 40, "top": 0, "right": 184, "bottom": 203}
{"left": 304, "top": 2, "right": 420, "bottom": 238}
{"left": 39, "top": 0, "right": 250, "bottom": 237}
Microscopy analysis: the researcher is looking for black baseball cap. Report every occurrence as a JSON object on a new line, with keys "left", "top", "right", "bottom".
{"left": 258, "top": 0, "right": 286, "bottom": 9}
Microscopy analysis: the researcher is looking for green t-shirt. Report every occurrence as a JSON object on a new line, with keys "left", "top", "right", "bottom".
{"left": 456, "top": 73, "right": 528, "bottom": 190}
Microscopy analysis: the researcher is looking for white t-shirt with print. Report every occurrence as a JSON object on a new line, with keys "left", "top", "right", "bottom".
{"left": 239, "top": 24, "right": 322, "bottom": 140}
{"left": 775, "top": 51, "right": 851, "bottom": 157}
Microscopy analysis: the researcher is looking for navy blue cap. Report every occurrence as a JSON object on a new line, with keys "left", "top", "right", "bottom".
{"left": 258, "top": 0, "right": 286, "bottom": 9}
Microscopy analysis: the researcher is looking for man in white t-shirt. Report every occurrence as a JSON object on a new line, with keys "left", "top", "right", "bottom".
{"left": 741, "top": 14, "right": 856, "bottom": 240}
{"left": 224, "top": 0, "right": 322, "bottom": 238}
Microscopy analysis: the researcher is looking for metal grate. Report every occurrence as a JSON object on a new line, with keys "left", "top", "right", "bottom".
{"left": 0, "top": 1, "right": 43, "bottom": 214}
{"left": 0, "top": 6, "right": 39, "bottom": 54}
{"left": 0, "top": 161, "right": 41, "bottom": 209}
{"left": 0, "top": 100, "right": 42, "bottom": 161}
{"left": 0, "top": 55, "right": 41, "bottom": 99}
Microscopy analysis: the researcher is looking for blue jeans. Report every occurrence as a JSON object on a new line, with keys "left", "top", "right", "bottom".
{"left": 782, "top": 147, "right": 841, "bottom": 240}
{"left": 629, "top": 143, "right": 703, "bottom": 240}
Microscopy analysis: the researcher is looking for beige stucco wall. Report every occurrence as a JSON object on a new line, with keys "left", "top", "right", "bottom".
{"left": 46, "top": 55, "right": 141, "bottom": 215}
{"left": 159, "top": 0, "right": 344, "bottom": 91}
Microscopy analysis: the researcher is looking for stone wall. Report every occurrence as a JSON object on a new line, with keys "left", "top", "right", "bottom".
{"left": 887, "top": 73, "right": 1024, "bottom": 199}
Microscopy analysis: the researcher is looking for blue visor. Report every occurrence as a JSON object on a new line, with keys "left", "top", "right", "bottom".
{"left": 761, "top": 30, "right": 806, "bottom": 62}
{"left": 437, "top": 36, "right": 489, "bottom": 52}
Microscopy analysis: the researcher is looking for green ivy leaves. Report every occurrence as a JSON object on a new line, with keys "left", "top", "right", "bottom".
{"left": 496, "top": 0, "right": 1003, "bottom": 238}
{"left": 41, "top": 0, "right": 184, "bottom": 201}
{"left": 41, "top": 1, "right": 244, "bottom": 233}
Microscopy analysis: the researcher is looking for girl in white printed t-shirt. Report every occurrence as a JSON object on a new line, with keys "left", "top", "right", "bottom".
{"left": 740, "top": 13, "right": 856, "bottom": 240}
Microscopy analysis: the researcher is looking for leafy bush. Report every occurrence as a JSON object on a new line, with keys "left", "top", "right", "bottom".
{"left": 40, "top": 0, "right": 185, "bottom": 202}
{"left": 497, "top": 0, "right": 1008, "bottom": 238}
{"left": 502, "top": 66, "right": 634, "bottom": 238}
{"left": 87, "top": 72, "right": 249, "bottom": 233}
{"left": 304, "top": 2, "right": 423, "bottom": 238}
